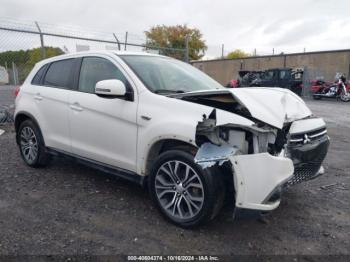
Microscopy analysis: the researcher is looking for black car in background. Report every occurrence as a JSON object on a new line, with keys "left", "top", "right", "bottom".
{"left": 228, "top": 68, "right": 304, "bottom": 96}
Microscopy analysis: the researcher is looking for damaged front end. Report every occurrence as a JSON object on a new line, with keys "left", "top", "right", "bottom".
{"left": 193, "top": 108, "right": 329, "bottom": 219}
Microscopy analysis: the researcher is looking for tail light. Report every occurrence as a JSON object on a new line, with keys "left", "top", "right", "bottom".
{"left": 14, "top": 85, "right": 21, "bottom": 97}
{"left": 299, "top": 83, "right": 304, "bottom": 89}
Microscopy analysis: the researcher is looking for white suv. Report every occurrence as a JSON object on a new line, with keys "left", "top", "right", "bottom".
{"left": 15, "top": 51, "right": 329, "bottom": 227}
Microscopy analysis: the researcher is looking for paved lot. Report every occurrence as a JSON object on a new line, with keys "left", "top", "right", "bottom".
{"left": 0, "top": 86, "right": 349, "bottom": 255}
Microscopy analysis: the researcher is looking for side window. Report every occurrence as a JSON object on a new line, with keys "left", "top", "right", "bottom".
{"left": 263, "top": 71, "right": 274, "bottom": 80}
{"left": 43, "top": 59, "right": 75, "bottom": 89}
{"left": 78, "top": 57, "right": 128, "bottom": 94}
{"left": 279, "top": 70, "right": 291, "bottom": 80}
{"left": 280, "top": 70, "right": 286, "bottom": 79}
{"left": 31, "top": 64, "right": 47, "bottom": 85}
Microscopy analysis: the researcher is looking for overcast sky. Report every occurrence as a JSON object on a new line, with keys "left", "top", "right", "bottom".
{"left": 1, "top": 0, "right": 350, "bottom": 58}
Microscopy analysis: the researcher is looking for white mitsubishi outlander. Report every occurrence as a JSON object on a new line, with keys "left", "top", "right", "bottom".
{"left": 15, "top": 51, "right": 329, "bottom": 227}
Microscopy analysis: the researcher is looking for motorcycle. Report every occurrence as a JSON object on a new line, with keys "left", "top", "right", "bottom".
{"left": 312, "top": 75, "right": 350, "bottom": 102}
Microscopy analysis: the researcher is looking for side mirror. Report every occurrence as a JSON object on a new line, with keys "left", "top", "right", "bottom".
{"left": 95, "top": 79, "right": 126, "bottom": 97}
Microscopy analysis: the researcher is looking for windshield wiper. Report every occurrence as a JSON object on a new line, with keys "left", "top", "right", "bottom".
{"left": 154, "top": 89, "right": 186, "bottom": 94}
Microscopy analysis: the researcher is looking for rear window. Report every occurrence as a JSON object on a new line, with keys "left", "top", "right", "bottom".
{"left": 31, "top": 64, "right": 47, "bottom": 85}
{"left": 43, "top": 59, "right": 75, "bottom": 89}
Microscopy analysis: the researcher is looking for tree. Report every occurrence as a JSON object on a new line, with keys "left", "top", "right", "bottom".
{"left": 0, "top": 46, "right": 63, "bottom": 83}
{"left": 26, "top": 47, "right": 63, "bottom": 68}
{"left": 145, "top": 25, "right": 207, "bottom": 60}
{"left": 226, "top": 49, "right": 250, "bottom": 59}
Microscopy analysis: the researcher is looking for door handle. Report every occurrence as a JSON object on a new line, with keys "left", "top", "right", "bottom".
{"left": 70, "top": 102, "right": 83, "bottom": 112}
{"left": 34, "top": 93, "right": 43, "bottom": 101}
{"left": 141, "top": 115, "right": 151, "bottom": 121}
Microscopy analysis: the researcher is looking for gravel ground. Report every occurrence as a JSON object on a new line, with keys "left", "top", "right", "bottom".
{"left": 0, "top": 86, "right": 349, "bottom": 256}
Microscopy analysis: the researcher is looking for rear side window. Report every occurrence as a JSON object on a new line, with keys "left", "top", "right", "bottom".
{"left": 43, "top": 59, "right": 75, "bottom": 89}
{"left": 31, "top": 64, "right": 47, "bottom": 85}
{"left": 78, "top": 57, "right": 128, "bottom": 94}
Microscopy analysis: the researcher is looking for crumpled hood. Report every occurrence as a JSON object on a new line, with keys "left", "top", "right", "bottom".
{"left": 228, "top": 87, "right": 312, "bottom": 128}
{"left": 173, "top": 87, "right": 312, "bottom": 129}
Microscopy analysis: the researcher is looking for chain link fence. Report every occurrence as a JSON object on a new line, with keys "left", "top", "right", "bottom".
{"left": 0, "top": 19, "right": 187, "bottom": 87}
{"left": 0, "top": 19, "right": 185, "bottom": 124}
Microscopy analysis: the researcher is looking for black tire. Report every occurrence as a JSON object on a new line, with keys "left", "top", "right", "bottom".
{"left": 17, "top": 119, "right": 50, "bottom": 167}
{"left": 148, "top": 150, "right": 225, "bottom": 228}
{"left": 340, "top": 91, "right": 350, "bottom": 102}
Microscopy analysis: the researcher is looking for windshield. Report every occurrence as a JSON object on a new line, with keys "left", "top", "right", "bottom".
{"left": 119, "top": 55, "right": 224, "bottom": 94}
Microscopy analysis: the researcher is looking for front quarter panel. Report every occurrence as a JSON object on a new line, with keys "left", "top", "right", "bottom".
{"left": 136, "top": 91, "right": 254, "bottom": 175}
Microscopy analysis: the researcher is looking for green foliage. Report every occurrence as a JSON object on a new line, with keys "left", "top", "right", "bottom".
{"left": 145, "top": 25, "right": 207, "bottom": 60}
{"left": 0, "top": 47, "right": 63, "bottom": 83}
{"left": 226, "top": 49, "right": 250, "bottom": 59}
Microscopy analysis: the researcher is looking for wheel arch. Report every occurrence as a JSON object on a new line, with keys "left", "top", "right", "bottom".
{"left": 143, "top": 138, "right": 198, "bottom": 178}
{"left": 14, "top": 111, "right": 43, "bottom": 145}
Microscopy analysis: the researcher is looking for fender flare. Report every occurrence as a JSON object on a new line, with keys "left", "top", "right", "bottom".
{"left": 14, "top": 111, "right": 45, "bottom": 145}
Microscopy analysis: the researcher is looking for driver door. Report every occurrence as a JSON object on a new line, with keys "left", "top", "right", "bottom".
{"left": 68, "top": 56, "right": 138, "bottom": 172}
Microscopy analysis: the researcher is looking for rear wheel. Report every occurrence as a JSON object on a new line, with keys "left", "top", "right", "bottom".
{"left": 149, "top": 150, "right": 225, "bottom": 228}
{"left": 17, "top": 119, "right": 50, "bottom": 167}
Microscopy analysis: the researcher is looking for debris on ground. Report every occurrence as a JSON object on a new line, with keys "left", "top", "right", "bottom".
{"left": 320, "top": 183, "right": 338, "bottom": 190}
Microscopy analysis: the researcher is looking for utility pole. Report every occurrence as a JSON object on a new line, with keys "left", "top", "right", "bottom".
{"left": 273, "top": 48, "right": 274, "bottom": 55}
{"left": 185, "top": 34, "right": 190, "bottom": 63}
{"left": 221, "top": 44, "right": 224, "bottom": 59}
{"left": 35, "top": 21, "right": 46, "bottom": 59}
{"left": 124, "top": 31, "right": 128, "bottom": 51}
{"left": 12, "top": 62, "right": 18, "bottom": 85}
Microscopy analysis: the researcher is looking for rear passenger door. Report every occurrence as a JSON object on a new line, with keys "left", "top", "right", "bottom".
{"left": 68, "top": 56, "right": 138, "bottom": 172}
{"left": 35, "top": 58, "right": 77, "bottom": 152}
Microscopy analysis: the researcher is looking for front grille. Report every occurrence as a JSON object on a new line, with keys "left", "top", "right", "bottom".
{"left": 286, "top": 134, "right": 329, "bottom": 186}
{"left": 289, "top": 127, "right": 327, "bottom": 145}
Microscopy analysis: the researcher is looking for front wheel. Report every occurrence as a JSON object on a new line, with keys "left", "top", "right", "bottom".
{"left": 340, "top": 90, "right": 350, "bottom": 102}
{"left": 148, "top": 150, "right": 225, "bottom": 228}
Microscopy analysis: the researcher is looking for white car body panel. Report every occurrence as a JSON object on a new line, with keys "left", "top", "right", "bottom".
{"left": 181, "top": 87, "right": 312, "bottom": 129}
{"left": 289, "top": 118, "right": 326, "bottom": 134}
{"left": 229, "top": 87, "right": 312, "bottom": 128}
{"left": 230, "top": 153, "right": 294, "bottom": 211}
{"left": 69, "top": 91, "right": 139, "bottom": 172}
{"left": 34, "top": 85, "right": 71, "bottom": 152}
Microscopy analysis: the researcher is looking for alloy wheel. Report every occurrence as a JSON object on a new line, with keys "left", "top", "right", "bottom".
{"left": 20, "top": 126, "right": 38, "bottom": 164}
{"left": 155, "top": 160, "right": 205, "bottom": 220}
